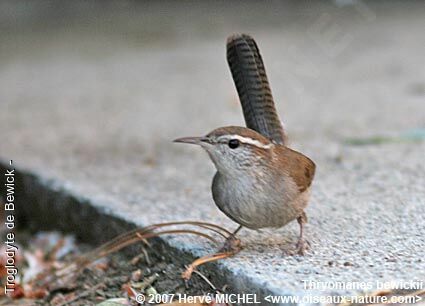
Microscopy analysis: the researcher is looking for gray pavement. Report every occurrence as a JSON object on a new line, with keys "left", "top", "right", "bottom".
{"left": 1, "top": 1, "right": 425, "bottom": 302}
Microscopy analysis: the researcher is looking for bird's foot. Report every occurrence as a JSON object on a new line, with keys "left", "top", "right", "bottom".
{"left": 295, "top": 238, "right": 310, "bottom": 256}
{"left": 219, "top": 234, "right": 242, "bottom": 253}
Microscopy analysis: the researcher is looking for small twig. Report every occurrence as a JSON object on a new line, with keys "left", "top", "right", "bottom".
{"left": 141, "top": 229, "right": 219, "bottom": 244}
{"left": 32, "top": 221, "right": 235, "bottom": 291}
{"left": 182, "top": 252, "right": 237, "bottom": 281}
{"left": 141, "top": 245, "right": 151, "bottom": 266}
{"left": 148, "top": 221, "right": 233, "bottom": 236}
{"left": 131, "top": 273, "right": 159, "bottom": 290}
{"left": 405, "top": 288, "right": 425, "bottom": 299}
{"left": 82, "top": 221, "right": 229, "bottom": 262}
{"left": 192, "top": 270, "right": 217, "bottom": 291}
{"left": 182, "top": 235, "right": 242, "bottom": 281}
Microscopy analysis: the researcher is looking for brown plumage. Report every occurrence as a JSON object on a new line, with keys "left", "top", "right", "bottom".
{"left": 273, "top": 146, "right": 316, "bottom": 193}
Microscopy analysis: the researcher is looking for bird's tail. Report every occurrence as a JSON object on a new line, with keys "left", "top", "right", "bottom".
{"left": 226, "top": 34, "right": 286, "bottom": 145}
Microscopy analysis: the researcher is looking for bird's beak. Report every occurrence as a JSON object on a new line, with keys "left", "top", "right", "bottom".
{"left": 173, "top": 136, "right": 208, "bottom": 145}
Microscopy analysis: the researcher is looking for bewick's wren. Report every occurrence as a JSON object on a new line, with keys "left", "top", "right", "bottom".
{"left": 175, "top": 34, "right": 315, "bottom": 254}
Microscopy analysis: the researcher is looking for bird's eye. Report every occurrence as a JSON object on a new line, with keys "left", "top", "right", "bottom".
{"left": 228, "top": 139, "right": 240, "bottom": 149}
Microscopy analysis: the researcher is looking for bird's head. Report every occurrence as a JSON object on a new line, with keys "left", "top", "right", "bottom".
{"left": 174, "top": 126, "right": 274, "bottom": 176}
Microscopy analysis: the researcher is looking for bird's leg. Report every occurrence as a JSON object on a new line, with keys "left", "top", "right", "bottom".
{"left": 295, "top": 212, "right": 310, "bottom": 255}
{"left": 232, "top": 225, "right": 243, "bottom": 236}
{"left": 219, "top": 225, "right": 243, "bottom": 253}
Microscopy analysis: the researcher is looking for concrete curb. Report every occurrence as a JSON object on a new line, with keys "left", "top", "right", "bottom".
{"left": 0, "top": 160, "right": 298, "bottom": 306}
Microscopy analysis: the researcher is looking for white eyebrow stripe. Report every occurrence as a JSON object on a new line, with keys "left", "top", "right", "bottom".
{"left": 217, "top": 135, "right": 273, "bottom": 149}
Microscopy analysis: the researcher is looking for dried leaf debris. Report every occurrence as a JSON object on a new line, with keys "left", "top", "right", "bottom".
{"left": 0, "top": 222, "right": 240, "bottom": 305}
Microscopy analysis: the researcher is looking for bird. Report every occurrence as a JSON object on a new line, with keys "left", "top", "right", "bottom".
{"left": 174, "top": 34, "right": 315, "bottom": 255}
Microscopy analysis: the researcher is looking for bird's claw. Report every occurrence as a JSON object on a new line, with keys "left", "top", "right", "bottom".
{"left": 295, "top": 238, "right": 310, "bottom": 256}
{"left": 219, "top": 235, "right": 242, "bottom": 253}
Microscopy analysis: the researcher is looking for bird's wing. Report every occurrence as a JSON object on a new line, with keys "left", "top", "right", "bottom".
{"left": 226, "top": 34, "right": 287, "bottom": 145}
{"left": 276, "top": 146, "right": 316, "bottom": 193}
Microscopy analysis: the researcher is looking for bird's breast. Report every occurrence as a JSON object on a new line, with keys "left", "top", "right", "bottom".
{"left": 211, "top": 171, "right": 302, "bottom": 229}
